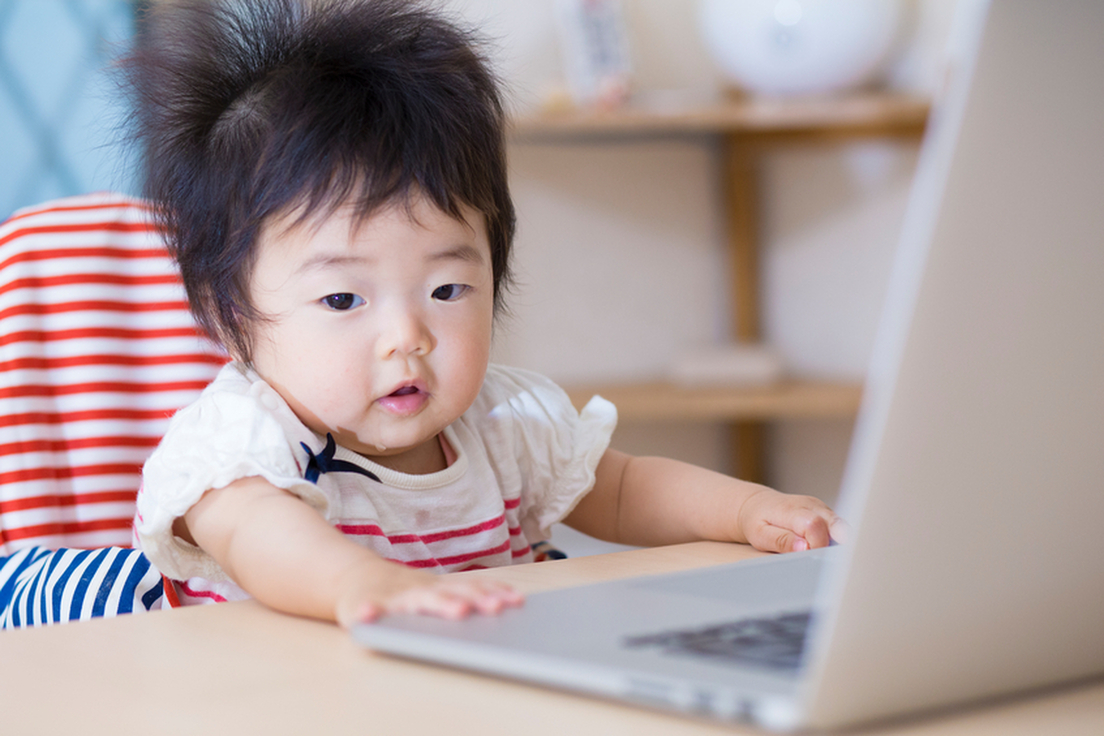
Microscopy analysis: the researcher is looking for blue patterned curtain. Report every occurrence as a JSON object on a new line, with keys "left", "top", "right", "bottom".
{"left": 0, "top": 0, "right": 138, "bottom": 220}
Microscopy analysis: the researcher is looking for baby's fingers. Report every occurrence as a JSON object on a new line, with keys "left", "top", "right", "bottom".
{"left": 386, "top": 579, "right": 523, "bottom": 620}
{"left": 748, "top": 522, "right": 814, "bottom": 554}
{"left": 749, "top": 509, "right": 845, "bottom": 553}
{"left": 466, "top": 580, "right": 525, "bottom": 614}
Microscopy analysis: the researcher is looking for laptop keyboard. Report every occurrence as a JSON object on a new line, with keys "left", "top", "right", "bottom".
{"left": 622, "top": 611, "right": 813, "bottom": 672}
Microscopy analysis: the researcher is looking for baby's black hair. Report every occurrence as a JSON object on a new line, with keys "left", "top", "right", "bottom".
{"left": 123, "top": 0, "right": 515, "bottom": 361}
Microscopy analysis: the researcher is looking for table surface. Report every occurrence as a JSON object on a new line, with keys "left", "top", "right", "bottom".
{"left": 2, "top": 541, "right": 1102, "bottom": 736}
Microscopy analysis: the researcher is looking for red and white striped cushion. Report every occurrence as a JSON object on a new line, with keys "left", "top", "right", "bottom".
{"left": 0, "top": 193, "right": 227, "bottom": 554}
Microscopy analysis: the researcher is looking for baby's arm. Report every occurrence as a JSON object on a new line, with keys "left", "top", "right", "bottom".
{"left": 177, "top": 476, "right": 522, "bottom": 627}
{"left": 563, "top": 449, "right": 847, "bottom": 553}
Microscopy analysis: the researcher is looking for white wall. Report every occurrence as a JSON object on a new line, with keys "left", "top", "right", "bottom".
{"left": 442, "top": 1, "right": 960, "bottom": 509}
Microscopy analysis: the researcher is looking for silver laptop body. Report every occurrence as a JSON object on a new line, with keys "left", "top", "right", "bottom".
{"left": 354, "top": 0, "right": 1104, "bottom": 730}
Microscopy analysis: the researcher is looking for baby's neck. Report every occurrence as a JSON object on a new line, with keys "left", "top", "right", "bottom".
{"left": 361, "top": 433, "right": 452, "bottom": 475}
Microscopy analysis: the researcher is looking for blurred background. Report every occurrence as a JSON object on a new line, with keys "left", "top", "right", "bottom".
{"left": 0, "top": 0, "right": 961, "bottom": 553}
{"left": 0, "top": 0, "right": 137, "bottom": 217}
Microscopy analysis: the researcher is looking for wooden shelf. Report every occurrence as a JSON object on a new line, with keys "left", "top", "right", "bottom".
{"left": 509, "top": 92, "right": 928, "bottom": 479}
{"left": 510, "top": 92, "right": 929, "bottom": 139}
{"left": 565, "top": 379, "right": 863, "bottom": 422}
{"left": 509, "top": 91, "right": 928, "bottom": 346}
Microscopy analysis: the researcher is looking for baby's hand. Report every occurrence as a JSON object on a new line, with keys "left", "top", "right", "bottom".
{"left": 737, "top": 489, "right": 849, "bottom": 554}
{"left": 335, "top": 562, "right": 524, "bottom": 629}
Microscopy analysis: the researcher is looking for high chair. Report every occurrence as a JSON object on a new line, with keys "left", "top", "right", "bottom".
{"left": 0, "top": 193, "right": 227, "bottom": 626}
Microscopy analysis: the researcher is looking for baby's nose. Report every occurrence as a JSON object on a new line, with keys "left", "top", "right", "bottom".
{"left": 377, "top": 308, "right": 434, "bottom": 358}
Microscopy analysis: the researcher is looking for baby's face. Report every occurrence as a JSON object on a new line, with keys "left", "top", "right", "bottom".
{"left": 247, "top": 196, "right": 494, "bottom": 473}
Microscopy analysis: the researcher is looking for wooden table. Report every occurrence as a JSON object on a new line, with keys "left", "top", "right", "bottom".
{"left": 2, "top": 542, "right": 1102, "bottom": 735}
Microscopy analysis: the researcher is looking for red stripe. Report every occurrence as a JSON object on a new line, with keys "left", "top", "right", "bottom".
{"left": 0, "top": 213, "right": 153, "bottom": 233}
{"left": 386, "top": 540, "right": 515, "bottom": 570}
{"left": 419, "top": 514, "right": 506, "bottom": 543}
{"left": 0, "top": 244, "right": 162, "bottom": 259}
{"left": 2, "top": 198, "right": 153, "bottom": 226}
{"left": 0, "top": 435, "right": 159, "bottom": 456}
{"left": 503, "top": 496, "right": 520, "bottom": 509}
{"left": 0, "top": 272, "right": 180, "bottom": 297}
{"left": 433, "top": 539, "right": 513, "bottom": 567}
{"left": 162, "top": 576, "right": 182, "bottom": 608}
{"left": 0, "top": 491, "right": 137, "bottom": 514}
{"left": 0, "top": 463, "right": 141, "bottom": 485}
{"left": 337, "top": 522, "right": 398, "bottom": 539}
{"left": 337, "top": 513, "right": 507, "bottom": 545}
{"left": 1, "top": 379, "right": 212, "bottom": 399}
{"left": 0, "top": 300, "right": 189, "bottom": 320}
{"left": 0, "top": 408, "right": 177, "bottom": 429}
{"left": 0, "top": 225, "right": 158, "bottom": 254}
{"left": 177, "top": 580, "right": 228, "bottom": 603}
{"left": 0, "top": 353, "right": 227, "bottom": 372}
{"left": 0, "top": 517, "right": 135, "bottom": 545}
{"left": 399, "top": 558, "right": 445, "bottom": 569}
{"left": 0, "top": 326, "right": 213, "bottom": 347}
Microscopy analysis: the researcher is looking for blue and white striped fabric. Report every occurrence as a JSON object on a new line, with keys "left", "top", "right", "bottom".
{"left": 0, "top": 546, "right": 163, "bottom": 628}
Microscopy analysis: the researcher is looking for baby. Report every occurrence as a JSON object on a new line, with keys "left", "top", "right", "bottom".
{"left": 128, "top": 0, "right": 846, "bottom": 628}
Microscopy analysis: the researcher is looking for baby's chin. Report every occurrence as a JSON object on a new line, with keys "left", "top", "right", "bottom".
{"left": 301, "top": 421, "right": 413, "bottom": 457}
{"left": 329, "top": 433, "right": 402, "bottom": 458}
{"left": 343, "top": 433, "right": 449, "bottom": 475}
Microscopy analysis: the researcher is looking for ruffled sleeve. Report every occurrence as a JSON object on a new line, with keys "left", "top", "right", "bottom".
{"left": 134, "top": 365, "right": 327, "bottom": 582}
{"left": 469, "top": 365, "right": 618, "bottom": 544}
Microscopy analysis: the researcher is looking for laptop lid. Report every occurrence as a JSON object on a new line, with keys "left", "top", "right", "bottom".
{"left": 800, "top": 0, "right": 1104, "bottom": 728}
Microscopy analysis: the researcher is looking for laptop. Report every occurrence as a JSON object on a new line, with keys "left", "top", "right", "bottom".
{"left": 353, "top": 0, "right": 1104, "bottom": 730}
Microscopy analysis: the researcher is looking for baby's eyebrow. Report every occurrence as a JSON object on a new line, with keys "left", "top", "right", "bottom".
{"left": 299, "top": 253, "right": 368, "bottom": 271}
{"left": 429, "top": 244, "right": 485, "bottom": 265}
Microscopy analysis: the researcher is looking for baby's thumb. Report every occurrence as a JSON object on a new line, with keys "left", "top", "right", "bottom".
{"left": 751, "top": 524, "right": 808, "bottom": 554}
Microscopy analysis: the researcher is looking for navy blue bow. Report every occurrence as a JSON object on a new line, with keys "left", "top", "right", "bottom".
{"left": 301, "top": 433, "right": 381, "bottom": 484}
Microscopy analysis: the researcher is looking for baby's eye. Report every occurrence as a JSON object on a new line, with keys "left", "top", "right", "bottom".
{"left": 321, "top": 293, "right": 365, "bottom": 311}
{"left": 432, "top": 284, "right": 469, "bottom": 301}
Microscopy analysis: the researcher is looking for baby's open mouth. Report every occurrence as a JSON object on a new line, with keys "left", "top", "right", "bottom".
{"left": 377, "top": 384, "right": 428, "bottom": 416}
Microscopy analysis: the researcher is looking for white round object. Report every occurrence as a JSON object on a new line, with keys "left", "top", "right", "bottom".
{"left": 699, "top": 0, "right": 906, "bottom": 96}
